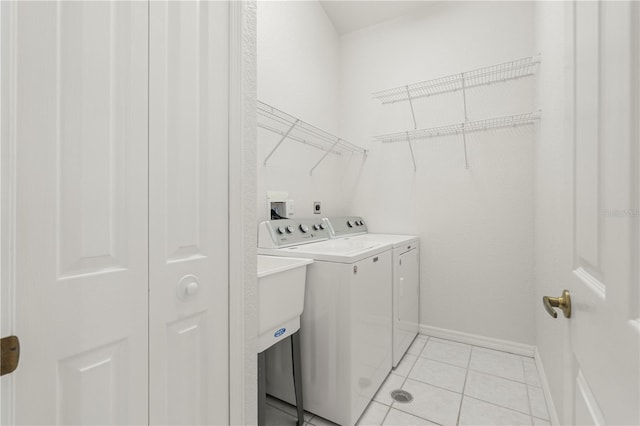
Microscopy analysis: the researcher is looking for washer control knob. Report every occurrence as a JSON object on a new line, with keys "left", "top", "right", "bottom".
{"left": 357, "top": 220, "right": 364, "bottom": 226}
{"left": 319, "top": 223, "right": 326, "bottom": 230}
{"left": 347, "top": 220, "right": 354, "bottom": 227}
{"left": 299, "top": 224, "right": 309, "bottom": 233}
{"left": 276, "top": 226, "right": 285, "bottom": 234}
{"left": 313, "top": 224, "right": 321, "bottom": 231}
{"left": 286, "top": 225, "right": 294, "bottom": 233}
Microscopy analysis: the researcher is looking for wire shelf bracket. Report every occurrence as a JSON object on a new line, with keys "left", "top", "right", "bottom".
{"left": 257, "top": 101, "right": 367, "bottom": 175}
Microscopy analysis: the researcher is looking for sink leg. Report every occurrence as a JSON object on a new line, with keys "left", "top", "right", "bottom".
{"left": 258, "top": 350, "right": 266, "bottom": 426}
{"left": 291, "top": 331, "right": 304, "bottom": 426}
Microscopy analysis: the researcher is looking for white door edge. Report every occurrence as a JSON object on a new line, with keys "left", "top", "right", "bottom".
{"left": 1, "top": 2, "right": 17, "bottom": 424}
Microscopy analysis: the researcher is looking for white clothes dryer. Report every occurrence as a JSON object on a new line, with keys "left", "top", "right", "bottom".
{"left": 324, "top": 217, "right": 420, "bottom": 368}
{"left": 258, "top": 219, "right": 393, "bottom": 426}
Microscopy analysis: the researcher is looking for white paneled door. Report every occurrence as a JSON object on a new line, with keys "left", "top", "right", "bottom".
{"left": 564, "top": 1, "right": 639, "bottom": 424}
{"left": 1, "top": 1, "right": 229, "bottom": 424}
{"left": 149, "top": 1, "right": 229, "bottom": 424}
{"left": 5, "top": 1, "right": 149, "bottom": 424}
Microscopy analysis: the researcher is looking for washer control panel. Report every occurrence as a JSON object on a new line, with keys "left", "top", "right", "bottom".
{"left": 323, "top": 216, "right": 368, "bottom": 237}
{"left": 258, "top": 219, "right": 329, "bottom": 248}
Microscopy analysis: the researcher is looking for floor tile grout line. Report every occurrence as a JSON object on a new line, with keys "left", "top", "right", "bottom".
{"left": 417, "top": 337, "right": 472, "bottom": 369}
{"left": 455, "top": 343, "right": 474, "bottom": 425}
{"left": 522, "top": 358, "right": 534, "bottom": 422}
{"left": 466, "top": 365, "right": 530, "bottom": 386}
{"left": 464, "top": 395, "right": 535, "bottom": 420}
{"left": 386, "top": 402, "right": 445, "bottom": 426}
{"left": 402, "top": 375, "right": 465, "bottom": 396}
{"left": 463, "top": 389, "right": 535, "bottom": 417}
{"left": 418, "top": 353, "right": 471, "bottom": 369}
{"left": 407, "top": 336, "right": 429, "bottom": 357}
{"left": 378, "top": 402, "right": 392, "bottom": 425}
{"left": 526, "top": 383, "right": 551, "bottom": 421}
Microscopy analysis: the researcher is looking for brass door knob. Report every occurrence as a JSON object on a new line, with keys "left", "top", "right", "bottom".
{"left": 542, "top": 290, "right": 571, "bottom": 318}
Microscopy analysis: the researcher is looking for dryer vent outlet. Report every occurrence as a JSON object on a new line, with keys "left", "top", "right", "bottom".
{"left": 313, "top": 202, "right": 321, "bottom": 215}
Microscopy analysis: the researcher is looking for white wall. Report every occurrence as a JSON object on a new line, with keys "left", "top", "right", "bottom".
{"left": 257, "top": 1, "right": 360, "bottom": 221}
{"left": 339, "top": 1, "right": 537, "bottom": 344}
{"left": 533, "top": 2, "right": 573, "bottom": 422}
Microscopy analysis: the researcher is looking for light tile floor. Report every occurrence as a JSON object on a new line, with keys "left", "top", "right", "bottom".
{"left": 266, "top": 335, "right": 551, "bottom": 426}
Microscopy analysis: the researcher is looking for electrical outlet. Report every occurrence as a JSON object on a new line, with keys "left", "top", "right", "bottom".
{"left": 313, "top": 201, "right": 321, "bottom": 215}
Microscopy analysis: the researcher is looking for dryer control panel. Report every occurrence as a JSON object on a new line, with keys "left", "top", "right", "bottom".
{"left": 258, "top": 219, "right": 330, "bottom": 248}
{"left": 323, "top": 216, "right": 368, "bottom": 237}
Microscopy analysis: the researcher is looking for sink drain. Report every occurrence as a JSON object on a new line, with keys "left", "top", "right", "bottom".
{"left": 390, "top": 389, "right": 413, "bottom": 403}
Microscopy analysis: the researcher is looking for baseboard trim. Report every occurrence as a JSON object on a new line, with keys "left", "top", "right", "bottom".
{"left": 419, "top": 325, "right": 535, "bottom": 357}
{"left": 534, "top": 347, "right": 561, "bottom": 426}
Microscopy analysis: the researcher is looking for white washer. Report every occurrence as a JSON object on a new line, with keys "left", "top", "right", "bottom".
{"left": 324, "top": 217, "right": 420, "bottom": 368}
{"left": 258, "top": 219, "right": 393, "bottom": 426}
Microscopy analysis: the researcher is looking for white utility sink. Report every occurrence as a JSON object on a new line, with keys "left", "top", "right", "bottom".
{"left": 257, "top": 255, "right": 313, "bottom": 353}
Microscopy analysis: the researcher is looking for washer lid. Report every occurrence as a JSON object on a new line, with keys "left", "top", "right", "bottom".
{"left": 347, "top": 233, "right": 419, "bottom": 249}
{"left": 257, "top": 238, "right": 392, "bottom": 263}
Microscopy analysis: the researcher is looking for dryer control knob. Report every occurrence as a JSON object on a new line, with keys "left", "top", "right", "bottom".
{"left": 276, "top": 226, "right": 285, "bottom": 234}
{"left": 319, "top": 223, "right": 326, "bottom": 230}
{"left": 299, "top": 224, "right": 309, "bottom": 233}
{"left": 313, "top": 224, "right": 321, "bottom": 231}
{"left": 347, "top": 220, "right": 354, "bottom": 227}
{"left": 285, "top": 225, "right": 294, "bottom": 233}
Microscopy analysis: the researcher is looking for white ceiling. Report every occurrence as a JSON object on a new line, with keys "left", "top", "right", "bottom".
{"left": 319, "top": 1, "right": 436, "bottom": 35}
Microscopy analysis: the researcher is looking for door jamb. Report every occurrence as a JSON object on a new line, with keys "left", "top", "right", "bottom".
{"left": 228, "top": 1, "right": 257, "bottom": 425}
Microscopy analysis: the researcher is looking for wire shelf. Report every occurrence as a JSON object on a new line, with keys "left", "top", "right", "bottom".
{"left": 258, "top": 101, "right": 366, "bottom": 154}
{"left": 374, "top": 111, "right": 541, "bottom": 144}
{"left": 371, "top": 56, "right": 540, "bottom": 104}
{"left": 258, "top": 101, "right": 367, "bottom": 175}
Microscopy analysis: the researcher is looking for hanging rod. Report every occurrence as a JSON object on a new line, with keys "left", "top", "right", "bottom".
{"left": 372, "top": 55, "right": 540, "bottom": 104}
{"left": 257, "top": 101, "right": 367, "bottom": 174}
{"left": 374, "top": 111, "right": 541, "bottom": 144}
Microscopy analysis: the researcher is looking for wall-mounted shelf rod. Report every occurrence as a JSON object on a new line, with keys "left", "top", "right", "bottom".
{"left": 257, "top": 101, "right": 367, "bottom": 173}
{"left": 374, "top": 111, "right": 541, "bottom": 144}
{"left": 372, "top": 55, "right": 540, "bottom": 104}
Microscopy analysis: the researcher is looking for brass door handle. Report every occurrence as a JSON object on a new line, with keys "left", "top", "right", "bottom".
{"left": 542, "top": 290, "right": 571, "bottom": 318}
{"left": 1, "top": 335, "right": 20, "bottom": 376}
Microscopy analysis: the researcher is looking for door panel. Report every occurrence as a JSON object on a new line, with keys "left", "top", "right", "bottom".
{"left": 149, "top": 1, "right": 230, "bottom": 424}
{"left": 569, "top": 1, "right": 640, "bottom": 424}
{"left": 9, "top": 1, "right": 149, "bottom": 424}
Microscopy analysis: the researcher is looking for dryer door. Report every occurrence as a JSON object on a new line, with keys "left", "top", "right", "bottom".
{"left": 394, "top": 248, "right": 420, "bottom": 367}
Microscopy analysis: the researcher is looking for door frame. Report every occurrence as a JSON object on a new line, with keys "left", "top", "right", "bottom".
{"left": 0, "top": 1, "right": 257, "bottom": 424}
{"left": 228, "top": 1, "right": 258, "bottom": 425}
